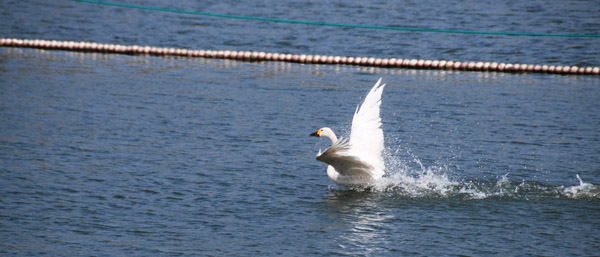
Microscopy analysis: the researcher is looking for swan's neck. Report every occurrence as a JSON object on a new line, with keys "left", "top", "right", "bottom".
{"left": 320, "top": 128, "right": 338, "bottom": 144}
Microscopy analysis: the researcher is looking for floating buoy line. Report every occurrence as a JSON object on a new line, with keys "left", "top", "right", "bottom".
{"left": 1, "top": 38, "right": 598, "bottom": 75}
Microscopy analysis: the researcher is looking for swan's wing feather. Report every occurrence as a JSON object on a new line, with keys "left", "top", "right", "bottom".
{"left": 316, "top": 138, "right": 373, "bottom": 178}
{"left": 349, "top": 78, "right": 386, "bottom": 178}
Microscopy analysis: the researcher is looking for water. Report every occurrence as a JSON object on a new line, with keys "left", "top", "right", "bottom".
{"left": 1, "top": 1, "right": 600, "bottom": 256}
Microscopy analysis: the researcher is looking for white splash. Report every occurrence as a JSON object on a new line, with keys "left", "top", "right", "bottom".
{"left": 366, "top": 149, "right": 460, "bottom": 197}
{"left": 562, "top": 174, "right": 600, "bottom": 199}
{"left": 338, "top": 145, "right": 600, "bottom": 200}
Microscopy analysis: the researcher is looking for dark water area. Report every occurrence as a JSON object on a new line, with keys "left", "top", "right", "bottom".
{"left": 1, "top": 0, "right": 600, "bottom": 256}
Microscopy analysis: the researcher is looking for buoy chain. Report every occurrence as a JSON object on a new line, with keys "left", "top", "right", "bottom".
{"left": 1, "top": 38, "right": 598, "bottom": 75}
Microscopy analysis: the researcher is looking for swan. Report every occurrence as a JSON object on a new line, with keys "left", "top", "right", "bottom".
{"left": 310, "top": 78, "right": 386, "bottom": 186}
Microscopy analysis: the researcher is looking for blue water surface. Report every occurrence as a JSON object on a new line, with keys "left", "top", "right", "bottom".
{"left": 1, "top": 0, "right": 599, "bottom": 256}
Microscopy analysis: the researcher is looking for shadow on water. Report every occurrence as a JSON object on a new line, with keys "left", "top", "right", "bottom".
{"left": 325, "top": 189, "right": 382, "bottom": 208}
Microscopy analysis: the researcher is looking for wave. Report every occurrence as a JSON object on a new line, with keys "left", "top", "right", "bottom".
{"left": 337, "top": 156, "right": 599, "bottom": 200}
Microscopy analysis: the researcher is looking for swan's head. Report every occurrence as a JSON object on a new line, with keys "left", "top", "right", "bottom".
{"left": 310, "top": 127, "right": 337, "bottom": 143}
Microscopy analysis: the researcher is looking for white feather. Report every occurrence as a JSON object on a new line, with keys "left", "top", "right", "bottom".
{"left": 349, "top": 78, "right": 386, "bottom": 178}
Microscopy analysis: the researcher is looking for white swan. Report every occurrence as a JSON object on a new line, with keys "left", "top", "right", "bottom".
{"left": 310, "top": 78, "right": 386, "bottom": 186}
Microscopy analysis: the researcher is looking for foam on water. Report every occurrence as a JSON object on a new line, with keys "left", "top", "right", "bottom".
{"left": 339, "top": 148, "right": 599, "bottom": 200}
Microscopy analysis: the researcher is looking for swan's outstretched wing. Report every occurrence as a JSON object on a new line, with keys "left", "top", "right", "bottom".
{"left": 316, "top": 138, "right": 373, "bottom": 178}
{"left": 349, "top": 78, "right": 386, "bottom": 178}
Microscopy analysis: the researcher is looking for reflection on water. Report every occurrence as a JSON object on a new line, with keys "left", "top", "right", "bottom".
{"left": 324, "top": 190, "right": 395, "bottom": 255}
{"left": 2, "top": 47, "right": 527, "bottom": 80}
{"left": 322, "top": 173, "right": 600, "bottom": 255}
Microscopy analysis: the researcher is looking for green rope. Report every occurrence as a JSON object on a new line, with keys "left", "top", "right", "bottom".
{"left": 69, "top": 0, "right": 600, "bottom": 38}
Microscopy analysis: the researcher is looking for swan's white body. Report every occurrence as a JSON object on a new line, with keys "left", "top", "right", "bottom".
{"left": 311, "top": 78, "right": 386, "bottom": 186}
